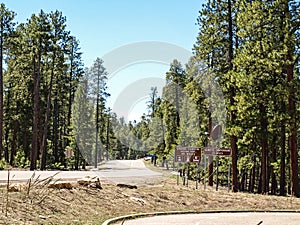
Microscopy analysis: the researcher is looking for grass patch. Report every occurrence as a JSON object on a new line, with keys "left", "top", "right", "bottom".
{"left": 0, "top": 167, "right": 300, "bottom": 224}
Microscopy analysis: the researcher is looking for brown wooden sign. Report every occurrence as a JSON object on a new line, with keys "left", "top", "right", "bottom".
{"left": 175, "top": 147, "right": 201, "bottom": 163}
{"left": 204, "top": 147, "right": 232, "bottom": 157}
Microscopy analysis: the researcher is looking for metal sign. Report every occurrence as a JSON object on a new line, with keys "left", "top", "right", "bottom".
{"left": 204, "top": 147, "right": 232, "bottom": 157}
{"left": 175, "top": 147, "right": 201, "bottom": 163}
{"left": 210, "top": 124, "right": 222, "bottom": 141}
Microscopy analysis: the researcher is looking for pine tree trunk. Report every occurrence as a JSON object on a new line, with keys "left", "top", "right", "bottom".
{"left": 260, "top": 104, "right": 268, "bottom": 194}
{"left": 75, "top": 144, "right": 79, "bottom": 170}
{"left": 95, "top": 121, "right": 99, "bottom": 167}
{"left": 287, "top": 62, "right": 300, "bottom": 197}
{"left": 106, "top": 115, "right": 109, "bottom": 161}
{"left": 208, "top": 156, "right": 214, "bottom": 186}
{"left": 40, "top": 54, "right": 55, "bottom": 170}
{"left": 30, "top": 51, "right": 40, "bottom": 171}
{"left": 208, "top": 113, "right": 213, "bottom": 186}
{"left": 53, "top": 97, "right": 59, "bottom": 163}
{"left": 40, "top": 51, "right": 56, "bottom": 170}
{"left": 271, "top": 139, "right": 278, "bottom": 195}
{"left": 279, "top": 118, "right": 286, "bottom": 196}
{"left": 227, "top": 0, "right": 239, "bottom": 192}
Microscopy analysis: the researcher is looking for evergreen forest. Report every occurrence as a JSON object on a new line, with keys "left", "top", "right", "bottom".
{"left": 0, "top": 0, "right": 300, "bottom": 197}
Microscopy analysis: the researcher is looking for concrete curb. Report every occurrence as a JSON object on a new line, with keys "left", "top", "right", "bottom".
{"left": 102, "top": 210, "right": 300, "bottom": 225}
{"left": 102, "top": 211, "right": 195, "bottom": 225}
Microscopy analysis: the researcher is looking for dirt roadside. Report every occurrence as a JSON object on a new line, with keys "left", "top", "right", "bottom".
{"left": 0, "top": 164, "right": 300, "bottom": 225}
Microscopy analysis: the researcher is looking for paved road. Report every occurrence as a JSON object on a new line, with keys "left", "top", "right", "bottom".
{"left": 97, "top": 160, "right": 162, "bottom": 185}
{"left": 0, "top": 160, "right": 162, "bottom": 185}
{"left": 113, "top": 212, "right": 300, "bottom": 225}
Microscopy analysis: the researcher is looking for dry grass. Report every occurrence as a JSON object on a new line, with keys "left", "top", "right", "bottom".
{"left": 0, "top": 171, "right": 300, "bottom": 225}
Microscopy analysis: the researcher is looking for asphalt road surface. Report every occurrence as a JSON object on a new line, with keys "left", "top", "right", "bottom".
{"left": 97, "top": 160, "right": 162, "bottom": 185}
{"left": 113, "top": 212, "right": 300, "bottom": 225}
{"left": 0, "top": 160, "right": 162, "bottom": 185}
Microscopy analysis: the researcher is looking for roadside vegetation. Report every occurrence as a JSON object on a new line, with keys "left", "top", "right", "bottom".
{"left": 1, "top": 167, "right": 300, "bottom": 225}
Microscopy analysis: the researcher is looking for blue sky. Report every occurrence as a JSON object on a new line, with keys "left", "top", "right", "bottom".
{"left": 2, "top": 0, "right": 204, "bottom": 121}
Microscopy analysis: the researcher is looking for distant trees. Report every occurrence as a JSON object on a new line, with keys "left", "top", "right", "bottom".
{"left": 88, "top": 57, "right": 109, "bottom": 166}
{"left": 72, "top": 77, "right": 94, "bottom": 168}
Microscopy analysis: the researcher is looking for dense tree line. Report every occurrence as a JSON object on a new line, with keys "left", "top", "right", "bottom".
{"left": 193, "top": 0, "right": 300, "bottom": 197}
{"left": 0, "top": 0, "right": 300, "bottom": 198}
{"left": 127, "top": 0, "right": 300, "bottom": 197}
{"left": 0, "top": 7, "right": 85, "bottom": 170}
{"left": 0, "top": 4, "right": 149, "bottom": 170}
{"left": 0, "top": 5, "right": 114, "bottom": 170}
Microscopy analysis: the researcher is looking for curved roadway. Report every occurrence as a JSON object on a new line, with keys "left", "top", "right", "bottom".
{"left": 112, "top": 212, "right": 300, "bottom": 225}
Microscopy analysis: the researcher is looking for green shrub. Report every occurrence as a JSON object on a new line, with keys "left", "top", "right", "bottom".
{"left": 14, "top": 151, "right": 30, "bottom": 168}
{"left": 0, "top": 158, "right": 8, "bottom": 170}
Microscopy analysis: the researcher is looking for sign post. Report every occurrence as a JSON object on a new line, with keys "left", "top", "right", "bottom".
{"left": 175, "top": 147, "right": 201, "bottom": 188}
{"left": 228, "top": 160, "right": 231, "bottom": 192}
{"left": 204, "top": 155, "right": 206, "bottom": 190}
{"left": 204, "top": 147, "right": 232, "bottom": 191}
{"left": 216, "top": 156, "right": 219, "bottom": 191}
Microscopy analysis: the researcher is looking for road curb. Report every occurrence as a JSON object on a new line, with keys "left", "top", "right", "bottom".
{"left": 102, "top": 211, "right": 195, "bottom": 225}
{"left": 102, "top": 210, "right": 300, "bottom": 225}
